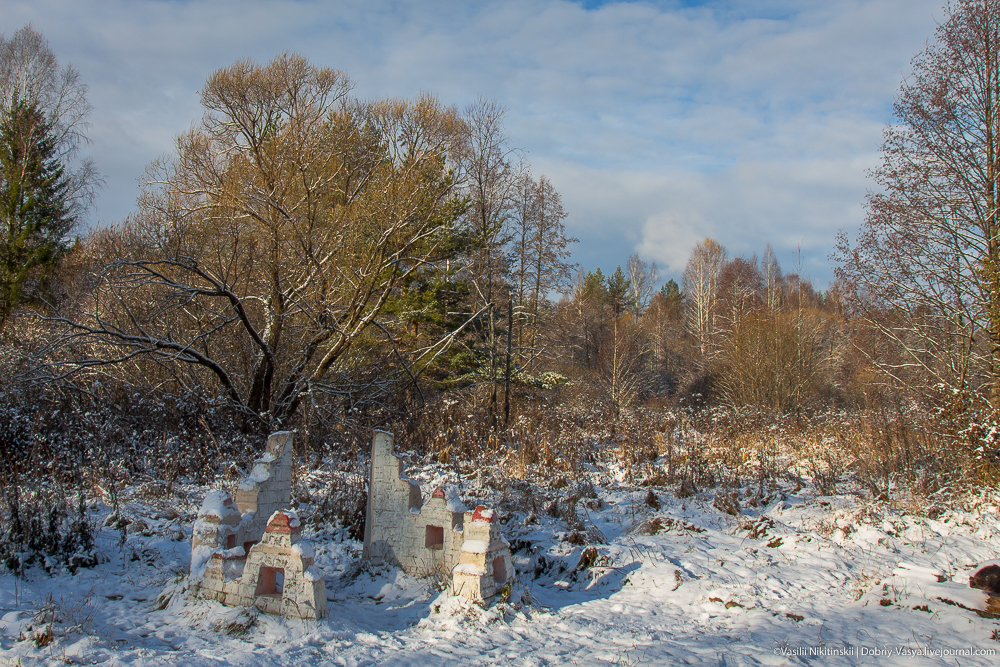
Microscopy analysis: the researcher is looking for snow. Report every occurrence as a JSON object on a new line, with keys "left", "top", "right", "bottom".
{"left": 189, "top": 544, "right": 217, "bottom": 580}
{"left": 444, "top": 486, "right": 469, "bottom": 513}
{"left": 891, "top": 562, "right": 991, "bottom": 610}
{"left": 454, "top": 564, "right": 486, "bottom": 575}
{"left": 239, "top": 463, "right": 271, "bottom": 489}
{"left": 3, "top": 479, "right": 1000, "bottom": 665}
{"left": 192, "top": 518, "right": 221, "bottom": 540}
{"left": 422, "top": 484, "right": 469, "bottom": 513}
{"left": 197, "top": 490, "right": 239, "bottom": 520}
{"left": 460, "top": 540, "right": 489, "bottom": 554}
{"left": 972, "top": 558, "right": 1000, "bottom": 573}
{"left": 0, "top": 611, "right": 27, "bottom": 638}
{"left": 292, "top": 542, "right": 314, "bottom": 560}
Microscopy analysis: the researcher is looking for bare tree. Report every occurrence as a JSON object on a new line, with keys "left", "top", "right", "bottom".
{"left": 594, "top": 313, "right": 648, "bottom": 432}
{"left": 762, "top": 244, "right": 782, "bottom": 314}
{"left": 682, "top": 238, "right": 727, "bottom": 359}
{"left": 643, "top": 279, "right": 686, "bottom": 382}
{"left": 511, "top": 172, "right": 537, "bottom": 334}
{"left": 42, "top": 54, "right": 466, "bottom": 431}
{"left": 526, "top": 175, "right": 575, "bottom": 365}
{"left": 0, "top": 25, "right": 93, "bottom": 181}
{"left": 626, "top": 253, "right": 659, "bottom": 314}
{"left": 835, "top": 0, "right": 1000, "bottom": 406}
{"left": 717, "top": 255, "right": 762, "bottom": 326}
{"left": 459, "top": 98, "right": 521, "bottom": 427}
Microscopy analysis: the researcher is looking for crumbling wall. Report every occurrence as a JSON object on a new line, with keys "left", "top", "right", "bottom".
{"left": 188, "top": 432, "right": 326, "bottom": 620}
{"left": 197, "top": 510, "right": 328, "bottom": 620}
{"left": 362, "top": 430, "right": 512, "bottom": 601}
{"left": 363, "top": 430, "right": 421, "bottom": 564}
{"left": 363, "top": 430, "right": 466, "bottom": 577}
{"left": 234, "top": 431, "right": 293, "bottom": 544}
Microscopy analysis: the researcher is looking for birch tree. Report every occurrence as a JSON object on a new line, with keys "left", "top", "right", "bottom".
{"left": 835, "top": 0, "right": 1000, "bottom": 406}
{"left": 682, "top": 238, "right": 726, "bottom": 359}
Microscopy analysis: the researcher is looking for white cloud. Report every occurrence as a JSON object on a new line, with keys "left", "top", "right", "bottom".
{"left": 1, "top": 0, "right": 944, "bottom": 286}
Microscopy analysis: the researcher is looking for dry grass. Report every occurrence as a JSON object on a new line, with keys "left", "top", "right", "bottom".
{"left": 390, "top": 387, "right": 985, "bottom": 512}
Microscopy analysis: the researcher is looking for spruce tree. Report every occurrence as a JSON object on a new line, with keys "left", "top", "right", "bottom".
{"left": 0, "top": 98, "right": 74, "bottom": 328}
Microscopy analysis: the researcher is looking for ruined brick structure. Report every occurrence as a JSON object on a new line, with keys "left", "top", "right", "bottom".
{"left": 188, "top": 432, "right": 327, "bottom": 620}
{"left": 363, "top": 430, "right": 512, "bottom": 602}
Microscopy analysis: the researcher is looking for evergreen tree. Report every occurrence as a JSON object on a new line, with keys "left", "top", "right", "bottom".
{"left": 580, "top": 268, "right": 607, "bottom": 301}
{"left": 660, "top": 278, "right": 681, "bottom": 304}
{"left": 0, "top": 98, "right": 74, "bottom": 328}
{"left": 606, "top": 265, "right": 633, "bottom": 316}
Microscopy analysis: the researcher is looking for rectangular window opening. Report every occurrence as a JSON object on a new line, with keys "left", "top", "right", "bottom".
{"left": 493, "top": 555, "right": 507, "bottom": 584}
{"left": 425, "top": 525, "right": 444, "bottom": 550}
{"left": 255, "top": 566, "right": 285, "bottom": 597}
{"left": 226, "top": 534, "right": 237, "bottom": 549}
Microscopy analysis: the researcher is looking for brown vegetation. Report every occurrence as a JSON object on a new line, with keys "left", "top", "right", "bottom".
{"left": 5, "top": 8, "right": 1000, "bottom": 574}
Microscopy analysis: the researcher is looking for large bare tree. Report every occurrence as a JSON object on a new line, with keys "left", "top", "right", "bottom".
{"left": 459, "top": 98, "right": 521, "bottom": 427}
{"left": 45, "top": 54, "right": 466, "bottom": 430}
{"left": 836, "top": 0, "right": 1000, "bottom": 406}
{"left": 509, "top": 172, "right": 576, "bottom": 366}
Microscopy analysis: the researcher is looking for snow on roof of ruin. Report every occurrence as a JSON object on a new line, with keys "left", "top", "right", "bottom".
{"left": 291, "top": 541, "right": 313, "bottom": 560}
{"left": 426, "top": 485, "right": 469, "bottom": 513}
{"left": 471, "top": 506, "right": 494, "bottom": 523}
{"left": 238, "top": 463, "right": 272, "bottom": 489}
{"left": 197, "top": 490, "right": 240, "bottom": 520}
{"left": 460, "top": 540, "right": 489, "bottom": 554}
{"left": 266, "top": 509, "right": 301, "bottom": 532}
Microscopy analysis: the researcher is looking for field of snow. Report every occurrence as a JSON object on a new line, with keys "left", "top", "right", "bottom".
{"left": 2, "top": 472, "right": 1000, "bottom": 666}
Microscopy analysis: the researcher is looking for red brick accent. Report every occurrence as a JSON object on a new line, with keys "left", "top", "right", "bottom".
{"left": 471, "top": 506, "right": 495, "bottom": 523}
{"left": 265, "top": 511, "right": 301, "bottom": 534}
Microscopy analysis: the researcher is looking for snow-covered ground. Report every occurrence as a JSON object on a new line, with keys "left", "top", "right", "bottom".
{"left": 2, "top": 473, "right": 1000, "bottom": 666}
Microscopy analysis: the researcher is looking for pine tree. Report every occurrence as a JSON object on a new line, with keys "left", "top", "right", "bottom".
{"left": 606, "top": 265, "right": 633, "bottom": 316}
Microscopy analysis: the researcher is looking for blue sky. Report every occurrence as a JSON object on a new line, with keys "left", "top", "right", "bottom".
{"left": 2, "top": 0, "right": 944, "bottom": 288}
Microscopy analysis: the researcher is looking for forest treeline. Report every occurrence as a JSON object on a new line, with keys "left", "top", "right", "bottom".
{"left": 5, "top": 2, "right": 1000, "bottom": 572}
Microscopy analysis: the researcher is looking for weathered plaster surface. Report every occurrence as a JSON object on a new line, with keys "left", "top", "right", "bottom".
{"left": 196, "top": 510, "right": 328, "bottom": 620}
{"left": 363, "top": 430, "right": 512, "bottom": 602}
{"left": 188, "top": 432, "right": 327, "bottom": 620}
